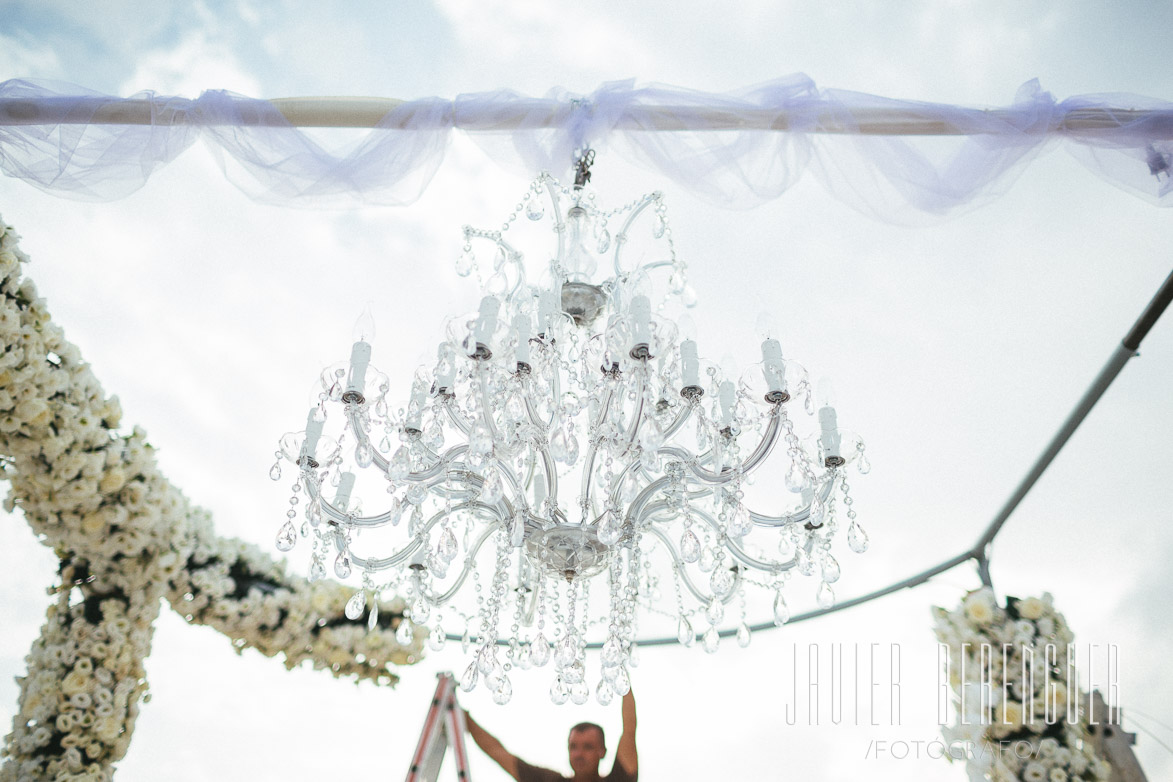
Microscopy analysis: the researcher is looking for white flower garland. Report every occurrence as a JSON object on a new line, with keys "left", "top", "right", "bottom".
{"left": 933, "top": 588, "right": 1110, "bottom": 782}
{"left": 0, "top": 218, "right": 424, "bottom": 781}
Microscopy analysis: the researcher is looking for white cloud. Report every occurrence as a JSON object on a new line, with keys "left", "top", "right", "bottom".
{"left": 118, "top": 30, "right": 262, "bottom": 97}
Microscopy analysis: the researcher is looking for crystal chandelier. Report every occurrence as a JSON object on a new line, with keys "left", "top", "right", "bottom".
{"left": 271, "top": 154, "right": 870, "bottom": 706}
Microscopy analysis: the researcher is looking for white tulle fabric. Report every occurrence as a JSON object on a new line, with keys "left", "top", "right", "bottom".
{"left": 1, "top": 76, "right": 1170, "bottom": 218}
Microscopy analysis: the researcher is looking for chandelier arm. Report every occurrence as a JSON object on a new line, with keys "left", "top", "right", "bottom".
{"left": 544, "top": 175, "right": 566, "bottom": 270}
{"left": 625, "top": 475, "right": 670, "bottom": 528}
{"left": 644, "top": 502, "right": 792, "bottom": 580}
{"left": 641, "top": 525, "right": 725, "bottom": 606}
{"left": 578, "top": 383, "right": 618, "bottom": 520}
{"left": 431, "top": 520, "right": 504, "bottom": 606}
{"left": 521, "top": 391, "right": 560, "bottom": 509}
{"left": 745, "top": 475, "right": 836, "bottom": 527}
{"left": 476, "top": 362, "right": 503, "bottom": 443}
{"left": 620, "top": 368, "right": 648, "bottom": 456}
{"left": 610, "top": 193, "right": 658, "bottom": 279}
{"left": 658, "top": 397, "right": 696, "bottom": 441}
{"left": 343, "top": 404, "right": 456, "bottom": 481}
{"left": 442, "top": 395, "right": 474, "bottom": 438}
{"left": 659, "top": 408, "right": 784, "bottom": 485}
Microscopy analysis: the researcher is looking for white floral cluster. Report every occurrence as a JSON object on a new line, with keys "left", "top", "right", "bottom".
{"left": 933, "top": 588, "right": 1110, "bottom": 782}
{"left": 0, "top": 217, "right": 423, "bottom": 781}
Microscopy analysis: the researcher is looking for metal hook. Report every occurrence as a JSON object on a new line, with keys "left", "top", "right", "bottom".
{"left": 573, "top": 148, "right": 595, "bottom": 190}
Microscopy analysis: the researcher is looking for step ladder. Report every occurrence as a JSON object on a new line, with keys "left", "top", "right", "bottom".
{"left": 405, "top": 672, "right": 472, "bottom": 782}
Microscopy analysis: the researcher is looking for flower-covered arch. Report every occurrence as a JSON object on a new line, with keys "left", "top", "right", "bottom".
{"left": 0, "top": 222, "right": 424, "bottom": 781}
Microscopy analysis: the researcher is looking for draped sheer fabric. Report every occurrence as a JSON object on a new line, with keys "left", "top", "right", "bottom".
{"left": 1, "top": 76, "right": 1170, "bottom": 217}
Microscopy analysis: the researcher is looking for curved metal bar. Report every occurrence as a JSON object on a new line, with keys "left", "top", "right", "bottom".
{"left": 642, "top": 501, "right": 795, "bottom": 575}
{"left": 432, "top": 521, "right": 503, "bottom": 605}
{"left": 347, "top": 501, "right": 505, "bottom": 572}
{"left": 746, "top": 476, "right": 836, "bottom": 527}
{"left": 642, "top": 525, "right": 732, "bottom": 606}
{"left": 523, "top": 387, "right": 560, "bottom": 509}
{"left": 443, "top": 395, "right": 474, "bottom": 438}
{"left": 658, "top": 407, "right": 783, "bottom": 485}
{"left": 578, "top": 383, "right": 617, "bottom": 520}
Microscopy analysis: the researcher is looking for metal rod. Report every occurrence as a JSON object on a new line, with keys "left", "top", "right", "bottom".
{"left": 2, "top": 95, "right": 1172, "bottom": 136}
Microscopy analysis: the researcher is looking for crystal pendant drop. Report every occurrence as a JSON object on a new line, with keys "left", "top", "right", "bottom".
{"left": 275, "top": 521, "right": 297, "bottom": 552}
{"left": 345, "top": 590, "right": 366, "bottom": 620}
{"left": 785, "top": 463, "right": 806, "bottom": 493}
{"left": 596, "top": 228, "right": 611, "bottom": 255}
{"left": 438, "top": 527, "right": 458, "bottom": 562}
{"left": 562, "top": 660, "right": 585, "bottom": 684}
{"left": 796, "top": 545, "right": 816, "bottom": 577}
{"left": 736, "top": 622, "right": 751, "bottom": 648}
{"left": 460, "top": 662, "right": 479, "bottom": 692}
{"left": 613, "top": 665, "right": 631, "bottom": 696}
{"left": 269, "top": 462, "right": 282, "bottom": 481}
{"left": 367, "top": 601, "right": 380, "bottom": 631}
{"left": 597, "top": 510, "right": 622, "bottom": 546}
{"left": 652, "top": 213, "right": 666, "bottom": 239}
{"left": 308, "top": 556, "right": 327, "bottom": 583}
{"left": 480, "top": 466, "right": 504, "bottom": 504}
{"left": 848, "top": 522, "right": 869, "bottom": 553}
{"left": 306, "top": 499, "right": 322, "bottom": 526}
{"left": 334, "top": 552, "right": 352, "bottom": 579}
{"left": 550, "top": 428, "right": 569, "bottom": 462}
{"left": 550, "top": 676, "right": 570, "bottom": 705}
{"left": 411, "top": 596, "right": 431, "bottom": 624}
{"left": 773, "top": 591, "right": 790, "bottom": 626}
{"left": 379, "top": 435, "right": 393, "bottom": 453}
{"left": 461, "top": 627, "right": 471, "bottom": 652}
{"left": 709, "top": 567, "right": 735, "bottom": 597}
{"left": 526, "top": 197, "right": 544, "bottom": 221}
{"left": 530, "top": 634, "right": 551, "bottom": 667}
{"left": 601, "top": 638, "right": 623, "bottom": 668}
{"left": 355, "top": 442, "right": 373, "bottom": 468}
{"left": 485, "top": 663, "right": 504, "bottom": 691}
{"left": 809, "top": 493, "right": 826, "bottom": 526}
{"left": 705, "top": 598, "right": 724, "bottom": 625}
{"left": 456, "top": 248, "right": 475, "bottom": 277}
{"left": 596, "top": 678, "right": 615, "bottom": 705}
{"left": 777, "top": 533, "right": 796, "bottom": 560}
{"left": 858, "top": 451, "right": 871, "bottom": 475}
{"left": 396, "top": 620, "right": 414, "bottom": 645}
{"left": 698, "top": 547, "right": 716, "bottom": 572}
{"left": 816, "top": 581, "right": 836, "bottom": 609}
{"left": 492, "top": 675, "right": 513, "bottom": 705}
{"left": 478, "top": 645, "right": 496, "bottom": 675}
{"left": 702, "top": 626, "right": 720, "bottom": 654}
{"left": 570, "top": 681, "right": 590, "bottom": 705}
{"left": 677, "top": 616, "right": 694, "bottom": 646}
{"left": 555, "top": 635, "right": 578, "bottom": 668}
{"left": 821, "top": 553, "right": 841, "bottom": 584}
{"left": 428, "top": 624, "right": 446, "bottom": 651}
{"left": 680, "top": 529, "right": 701, "bottom": 563}
{"left": 389, "top": 446, "right": 411, "bottom": 480}
{"left": 564, "top": 432, "right": 580, "bottom": 466}
{"left": 727, "top": 503, "right": 752, "bottom": 538}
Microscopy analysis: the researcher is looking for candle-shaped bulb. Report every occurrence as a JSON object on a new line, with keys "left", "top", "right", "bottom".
{"left": 680, "top": 339, "right": 700, "bottom": 389}
{"left": 629, "top": 294, "right": 652, "bottom": 357}
{"left": 677, "top": 313, "right": 697, "bottom": 342}
{"left": 816, "top": 378, "right": 841, "bottom": 462}
{"left": 346, "top": 340, "right": 372, "bottom": 397}
{"left": 761, "top": 337, "right": 785, "bottom": 396}
{"left": 302, "top": 408, "right": 324, "bottom": 462}
{"left": 435, "top": 343, "right": 456, "bottom": 393}
{"left": 334, "top": 472, "right": 356, "bottom": 512}
{"left": 352, "top": 303, "right": 376, "bottom": 343}
{"left": 513, "top": 311, "right": 531, "bottom": 367}
{"left": 406, "top": 369, "right": 428, "bottom": 431}
{"left": 474, "top": 296, "right": 500, "bottom": 351}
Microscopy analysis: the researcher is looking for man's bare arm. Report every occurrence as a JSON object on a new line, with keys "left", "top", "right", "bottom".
{"left": 614, "top": 688, "right": 638, "bottom": 776}
{"left": 464, "top": 710, "right": 522, "bottom": 781}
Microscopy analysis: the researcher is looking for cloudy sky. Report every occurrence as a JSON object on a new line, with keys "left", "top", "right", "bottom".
{"left": 1, "top": 2, "right": 1171, "bottom": 780}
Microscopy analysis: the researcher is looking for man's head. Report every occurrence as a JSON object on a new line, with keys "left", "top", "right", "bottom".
{"left": 567, "top": 722, "right": 606, "bottom": 775}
